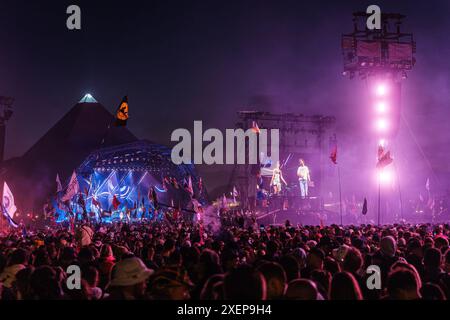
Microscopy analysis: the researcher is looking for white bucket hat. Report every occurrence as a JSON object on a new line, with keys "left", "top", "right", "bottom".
{"left": 109, "top": 257, "right": 154, "bottom": 287}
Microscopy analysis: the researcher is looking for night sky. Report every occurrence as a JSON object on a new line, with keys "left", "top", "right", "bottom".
{"left": 1, "top": 0, "right": 449, "bottom": 194}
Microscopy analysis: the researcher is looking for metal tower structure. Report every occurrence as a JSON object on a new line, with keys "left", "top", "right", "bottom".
{"left": 341, "top": 12, "right": 416, "bottom": 224}
{"left": 341, "top": 12, "right": 416, "bottom": 80}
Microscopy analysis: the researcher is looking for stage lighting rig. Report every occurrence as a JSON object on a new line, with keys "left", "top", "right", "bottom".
{"left": 341, "top": 12, "right": 416, "bottom": 80}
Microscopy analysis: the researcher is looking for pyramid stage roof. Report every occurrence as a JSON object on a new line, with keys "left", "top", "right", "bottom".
{"left": 0, "top": 94, "right": 171, "bottom": 213}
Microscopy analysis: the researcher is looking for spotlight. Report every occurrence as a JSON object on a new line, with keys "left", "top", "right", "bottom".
{"left": 377, "top": 169, "right": 393, "bottom": 186}
{"left": 375, "top": 83, "right": 388, "bottom": 96}
{"left": 375, "top": 101, "right": 387, "bottom": 113}
{"left": 375, "top": 118, "right": 389, "bottom": 131}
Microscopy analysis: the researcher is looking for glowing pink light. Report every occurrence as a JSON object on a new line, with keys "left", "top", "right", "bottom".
{"left": 377, "top": 169, "right": 393, "bottom": 186}
{"left": 375, "top": 101, "right": 387, "bottom": 113}
{"left": 375, "top": 83, "right": 388, "bottom": 96}
{"left": 375, "top": 118, "right": 389, "bottom": 131}
{"left": 378, "top": 139, "right": 386, "bottom": 147}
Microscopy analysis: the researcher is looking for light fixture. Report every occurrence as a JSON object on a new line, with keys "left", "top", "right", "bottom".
{"left": 375, "top": 118, "right": 389, "bottom": 131}
{"left": 375, "top": 101, "right": 387, "bottom": 113}
{"left": 375, "top": 83, "right": 388, "bottom": 96}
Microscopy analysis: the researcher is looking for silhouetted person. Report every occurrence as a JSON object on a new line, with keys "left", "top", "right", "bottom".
{"left": 224, "top": 265, "right": 266, "bottom": 300}
{"left": 329, "top": 272, "right": 363, "bottom": 300}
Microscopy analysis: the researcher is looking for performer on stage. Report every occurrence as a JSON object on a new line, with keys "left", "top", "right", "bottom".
{"left": 297, "top": 159, "right": 311, "bottom": 199}
{"left": 270, "top": 161, "right": 287, "bottom": 195}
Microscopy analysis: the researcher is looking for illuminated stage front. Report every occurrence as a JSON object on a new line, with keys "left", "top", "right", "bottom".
{"left": 55, "top": 140, "right": 205, "bottom": 222}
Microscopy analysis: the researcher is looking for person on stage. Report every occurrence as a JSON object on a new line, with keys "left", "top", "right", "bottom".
{"left": 297, "top": 158, "right": 311, "bottom": 199}
{"left": 270, "top": 161, "right": 287, "bottom": 195}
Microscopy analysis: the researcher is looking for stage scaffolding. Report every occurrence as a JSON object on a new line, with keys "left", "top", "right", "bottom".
{"left": 229, "top": 111, "right": 335, "bottom": 209}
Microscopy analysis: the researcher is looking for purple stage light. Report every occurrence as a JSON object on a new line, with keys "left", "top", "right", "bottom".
{"left": 375, "top": 118, "right": 389, "bottom": 131}
{"left": 377, "top": 168, "right": 393, "bottom": 186}
{"left": 375, "top": 101, "right": 387, "bottom": 113}
{"left": 375, "top": 83, "right": 389, "bottom": 97}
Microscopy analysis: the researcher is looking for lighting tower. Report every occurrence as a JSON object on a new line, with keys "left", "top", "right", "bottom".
{"left": 342, "top": 12, "right": 415, "bottom": 138}
{"left": 341, "top": 12, "right": 415, "bottom": 223}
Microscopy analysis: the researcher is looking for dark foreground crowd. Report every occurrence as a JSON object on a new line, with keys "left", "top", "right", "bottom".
{"left": 0, "top": 217, "right": 449, "bottom": 300}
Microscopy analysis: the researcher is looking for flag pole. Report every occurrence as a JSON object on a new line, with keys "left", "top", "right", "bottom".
{"left": 338, "top": 165, "right": 343, "bottom": 226}
{"left": 378, "top": 172, "right": 381, "bottom": 226}
{"left": 0, "top": 182, "right": 3, "bottom": 232}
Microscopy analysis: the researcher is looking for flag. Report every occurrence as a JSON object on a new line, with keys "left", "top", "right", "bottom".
{"left": 186, "top": 176, "right": 194, "bottom": 196}
{"left": 330, "top": 145, "right": 337, "bottom": 165}
{"left": 2, "top": 182, "right": 17, "bottom": 219}
{"left": 221, "top": 194, "right": 228, "bottom": 209}
{"left": 61, "top": 171, "right": 79, "bottom": 202}
{"left": 2, "top": 182, "right": 18, "bottom": 228}
{"left": 427, "top": 197, "right": 435, "bottom": 210}
{"left": 198, "top": 177, "right": 203, "bottom": 192}
{"left": 425, "top": 178, "right": 430, "bottom": 192}
{"left": 376, "top": 147, "right": 393, "bottom": 169}
{"left": 377, "top": 145, "right": 384, "bottom": 159}
{"left": 115, "top": 96, "right": 129, "bottom": 127}
{"left": 92, "top": 197, "right": 100, "bottom": 208}
{"left": 2, "top": 204, "right": 18, "bottom": 228}
{"left": 232, "top": 186, "right": 238, "bottom": 197}
{"left": 112, "top": 195, "right": 121, "bottom": 210}
{"left": 251, "top": 121, "right": 261, "bottom": 134}
{"left": 149, "top": 187, "right": 158, "bottom": 209}
{"left": 56, "top": 174, "right": 63, "bottom": 193}
{"left": 362, "top": 198, "right": 368, "bottom": 215}
{"left": 171, "top": 177, "right": 179, "bottom": 189}
{"left": 232, "top": 186, "right": 238, "bottom": 203}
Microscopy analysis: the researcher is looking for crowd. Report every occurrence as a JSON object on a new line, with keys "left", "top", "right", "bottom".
{"left": 0, "top": 214, "right": 449, "bottom": 300}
